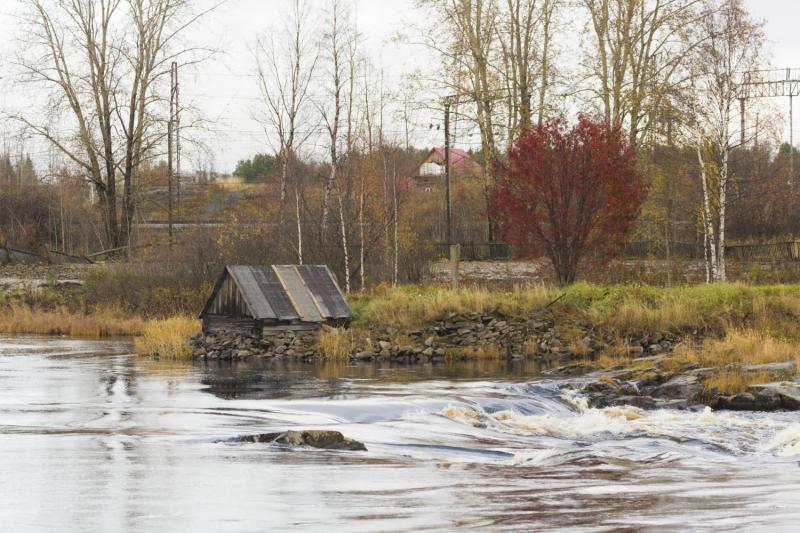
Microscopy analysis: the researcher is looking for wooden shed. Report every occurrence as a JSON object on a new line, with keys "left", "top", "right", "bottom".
{"left": 198, "top": 265, "right": 353, "bottom": 337}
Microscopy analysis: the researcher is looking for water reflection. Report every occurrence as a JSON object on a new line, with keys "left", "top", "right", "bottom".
{"left": 195, "top": 357, "right": 547, "bottom": 400}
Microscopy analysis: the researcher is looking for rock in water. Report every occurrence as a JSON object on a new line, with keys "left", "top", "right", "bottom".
{"left": 238, "top": 430, "right": 367, "bottom": 451}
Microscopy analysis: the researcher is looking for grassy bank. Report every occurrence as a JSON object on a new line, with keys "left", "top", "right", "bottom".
{"left": 354, "top": 282, "right": 800, "bottom": 339}
{"left": 351, "top": 283, "right": 800, "bottom": 394}
{"left": 4, "top": 276, "right": 800, "bottom": 389}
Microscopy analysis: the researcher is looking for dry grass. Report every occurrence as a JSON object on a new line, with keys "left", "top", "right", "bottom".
{"left": 591, "top": 299, "right": 701, "bottom": 337}
{"left": 669, "top": 330, "right": 800, "bottom": 370}
{"left": 595, "top": 337, "right": 641, "bottom": 369}
{"left": 523, "top": 336, "right": 539, "bottom": 354}
{"left": 568, "top": 337, "right": 591, "bottom": 357}
{"left": 355, "top": 285, "right": 556, "bottom": 329}
{"left": 0, "top": 304, "right": 147, "bottom": 337}
{"left": 134, "top": 317, "right": 200, "bottom": 360}
{"left": 354, "top": 283, "right": 800, "bottom": 342}
{"left": 316, "top": 328, "right": 355, "bottom": 360}
{"left": 598, "top": 374, "right": 622, "bottom": 389}
{"left": 662, "top": 330, "right": 800, "bottom": 394}
{"left": 704, "top": 370, "right": 772, "bottom": 395}
{"left": 580, "top": 283, "right": 800, "bottom": 339}
{"left": 445, "top": 344, "right": 506, "bottom": 360}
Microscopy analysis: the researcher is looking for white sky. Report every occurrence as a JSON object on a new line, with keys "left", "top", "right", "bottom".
{"left": 0, "top": 0, "right": 797, "bottom": 173}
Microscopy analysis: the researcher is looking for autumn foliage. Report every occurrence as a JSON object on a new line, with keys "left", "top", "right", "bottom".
{"left": 493, "top": 115, "right": 647, "bottom": 285}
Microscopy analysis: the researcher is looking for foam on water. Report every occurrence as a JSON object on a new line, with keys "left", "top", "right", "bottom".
{"left": 765, "top": 425, "right": 800, "bottom": 456}
{"left": 440, "top": 390, "right": 800, "bottom": 459}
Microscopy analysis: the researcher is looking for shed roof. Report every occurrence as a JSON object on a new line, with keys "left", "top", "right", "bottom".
{"left": 199, "top": 265, "right": 352, "bottom": 322}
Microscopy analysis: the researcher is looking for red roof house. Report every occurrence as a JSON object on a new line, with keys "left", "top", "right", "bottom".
{"left": 413, "top": 147, "right": 483, "bottom": 188}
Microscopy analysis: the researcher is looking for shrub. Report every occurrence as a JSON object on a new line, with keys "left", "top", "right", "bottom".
{"left": 134, "top": 317, "right": 201, "bottom": 359}
{"left": 83, "top": 262, "right": 211, "bottom": 318}
{"left": 316, "top": 328, "right": 354, "bottom": 360}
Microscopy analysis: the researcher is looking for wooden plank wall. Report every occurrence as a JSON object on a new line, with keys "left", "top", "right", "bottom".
{"left": 203, "top": 316, "right": 260, "bottom": 336}
{"left": 207, "top": 276, "right": 251, "bottom": 318}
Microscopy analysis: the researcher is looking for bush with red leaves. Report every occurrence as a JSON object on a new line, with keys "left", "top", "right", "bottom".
{"left": 493, "top": 115, "right": 647, "bottom": 285}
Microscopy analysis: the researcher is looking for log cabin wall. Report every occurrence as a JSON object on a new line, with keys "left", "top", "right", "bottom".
{"left": 207, "top": 275, "right": 249, "bottom": 318}
{"left": 203, "top": 316, "right": 261, "bottom": 337}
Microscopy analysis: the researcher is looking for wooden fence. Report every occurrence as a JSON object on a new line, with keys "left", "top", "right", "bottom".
{"left": 433, "top": 240, "right": 800, "bottom": 263}
{"left": 434, "top": 243, "right": 512, "bottom": 261}
{"left": 624, "top": 240, "right": 800, "bottom": 261}
{"left": 0, "top": 243, "right": 92, "bottom": 265}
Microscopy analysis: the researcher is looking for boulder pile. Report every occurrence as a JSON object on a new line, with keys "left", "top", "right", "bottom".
{"left": 190, "top": 330, "right": 318, "bottom": 360}
{"left": 576, "top": 359, "right": 800, "bottom": 411}
{"left": 352, "top": 309, "right": 680, "bottom": 364}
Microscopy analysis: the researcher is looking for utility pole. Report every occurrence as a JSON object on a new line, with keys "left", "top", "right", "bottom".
{"left": 444, "top": 97, "right": 452, "bottom": 245}
{"left": 739, "top": 97, "right": 746, "bottom": 148}
{"left": 170, "top": 62, "right": 182, "bottom": 215}
{"left": 740, "top": 67, "right": 800, "bottom": 183}
{"left": 167, "top": 119, "right": 174, "bottom": 245}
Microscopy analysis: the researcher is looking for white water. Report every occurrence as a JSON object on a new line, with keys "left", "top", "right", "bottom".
{"left": 1, "top": 336, "right": 800, "bottom": 532}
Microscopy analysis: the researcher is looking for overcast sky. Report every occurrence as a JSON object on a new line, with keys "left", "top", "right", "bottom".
{"left": 0, "top": 0, "right": 798, "bottom": 174}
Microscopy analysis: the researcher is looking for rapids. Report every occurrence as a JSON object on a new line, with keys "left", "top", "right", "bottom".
{"left": 1, "top": 336, "right": 799, "bottom": 532}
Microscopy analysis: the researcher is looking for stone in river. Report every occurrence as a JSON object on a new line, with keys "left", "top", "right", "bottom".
{"left": 238, "top": 430, "right": 367, "bottom": 451}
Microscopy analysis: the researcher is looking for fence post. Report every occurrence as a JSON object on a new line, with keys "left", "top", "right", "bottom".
{"left": 450, "top": 244, "right": 460, "bottom": 292}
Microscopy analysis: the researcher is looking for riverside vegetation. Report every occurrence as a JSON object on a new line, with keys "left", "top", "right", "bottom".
{"left": 2, "top": 264, "right": 800, "bottom": 410}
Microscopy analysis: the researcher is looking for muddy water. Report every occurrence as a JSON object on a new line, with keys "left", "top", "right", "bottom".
{"left": 2, "top": 336, "right": 800, "bottom": 532}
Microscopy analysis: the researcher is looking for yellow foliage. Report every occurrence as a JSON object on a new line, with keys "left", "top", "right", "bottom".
{"left": 316, "top": 328, "right": 354, "bottom": 360}
{"left": 671, "top": 330, "right": 800, "bottom": 369}
{"left": 0, "top": 305, "right": 146, "bottom": 337}
{"left": 704, "top": 371, "right": 772, "bottom": 395}
{"left": 134, "top": 317, "right": 200, "bottom": 360}
{"left": 359, "top": 285, "right": 555, "bottom": 329}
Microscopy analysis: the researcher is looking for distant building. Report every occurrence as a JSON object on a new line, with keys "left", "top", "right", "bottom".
{"left": 412, "top": 147, "right": 483, "bottom": 191}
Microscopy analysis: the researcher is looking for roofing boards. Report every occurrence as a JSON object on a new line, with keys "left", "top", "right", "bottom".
{"left": 273, "top": 265, "right": 323, "bottom": 322}
{"left": 201, "top": 265, "right": 352, "bottom": 323}
{"left": 297, "top": 265, "right": 352, "bottom": 318}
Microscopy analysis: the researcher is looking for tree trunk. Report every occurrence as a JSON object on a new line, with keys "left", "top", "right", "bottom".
{"left": 338, "top": 193, "right": 350, "bottom": 293}
{"left": 295, "top": 186, "right": 303, "bottom": 264}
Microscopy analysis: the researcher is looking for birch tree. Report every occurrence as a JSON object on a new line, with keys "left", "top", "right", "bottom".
{"left": 417, "top": 0, "right": 502, "bottom": 240}
{"left": 319, "top": 0, "right": 349, "bottom": 234}
{"left": 254, "top": 0, "right": 318, "bottom": 264}
{"left": 17, "top": 0, "right": 199, "bottom": 250}
{"left": 690, "top": 0, "right": 763, "bottom": 281}
{"left": 496, "top": 0, "right": 560, "bottom": 136}
{"left": 254, "top": 0, "right": 318, "bottom": 237}
{"left": 582, "top": 0, "right": 701, "bottom": 146}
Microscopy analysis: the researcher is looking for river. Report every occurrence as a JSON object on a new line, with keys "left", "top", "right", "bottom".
{"left": 2, "top": 336, "right": 799, "bottom": 532}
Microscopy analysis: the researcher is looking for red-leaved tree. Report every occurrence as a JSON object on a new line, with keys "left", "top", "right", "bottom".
{"left": 493, "top": 115, "right": 646, "bottom": 285}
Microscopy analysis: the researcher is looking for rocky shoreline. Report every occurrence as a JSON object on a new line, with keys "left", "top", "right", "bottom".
{"left": 188, "top": 308, "right": 800, "bottom": 412}
{"left": 190, "top": 307, "right": 678, "bottom": 364}
{"left": 569, "top": 357, "right": 800, "bottom": 412}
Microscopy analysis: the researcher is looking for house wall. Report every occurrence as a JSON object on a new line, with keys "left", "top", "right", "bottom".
{"left": 414, "top": 150, "right": 483, "bottom": 189}
{"left": 207, "top": 275, "right": 250, "bottom": 318}
{"left": 203, "top": 315, "right": 261, "bottom": 336}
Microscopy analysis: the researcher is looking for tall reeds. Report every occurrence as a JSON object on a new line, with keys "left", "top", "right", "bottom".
{"left": 134, "top": 317, "right": 201, "bottom": 360}
{"left": 0, "top": 305, "right": 146, "bottom": 337}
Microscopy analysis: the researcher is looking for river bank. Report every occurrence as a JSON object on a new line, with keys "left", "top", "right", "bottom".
{"left": 3, "top": 269, "right": 800, "bottom": 411}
